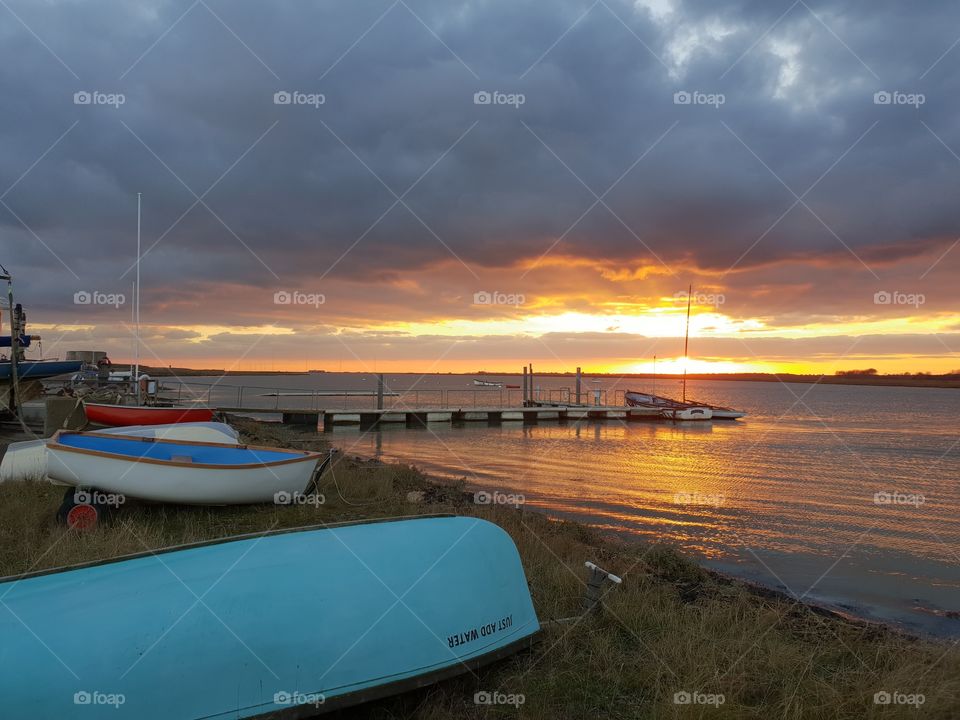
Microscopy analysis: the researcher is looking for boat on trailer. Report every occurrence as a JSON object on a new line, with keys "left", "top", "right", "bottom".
{"left": 0, "top": 422, "right": 240, "bottom": 483}
{"left": 83, "top": 401, "right": 215, "bottom": 426}
{"left": 0, "top": 515, "right": 540, "bottom": 719}
{"left": 46, "top": 431, "right": 325, "bottom": 505}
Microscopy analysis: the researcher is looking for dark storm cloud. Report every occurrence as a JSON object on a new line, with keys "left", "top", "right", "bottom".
{"left": 1, "top": 0, "right": 958, "bottom": 319}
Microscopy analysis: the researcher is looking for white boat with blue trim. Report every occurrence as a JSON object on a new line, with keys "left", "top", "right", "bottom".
{"left": 46, "top": 431, "right": 325, "bottom": 505}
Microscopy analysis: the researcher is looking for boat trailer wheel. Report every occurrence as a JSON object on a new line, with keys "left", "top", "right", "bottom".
{"left": 57, "top": 487, "right": 105, "bottom": 531}
{"left": 65, "top": 503, "right": 99, "bottom": 531}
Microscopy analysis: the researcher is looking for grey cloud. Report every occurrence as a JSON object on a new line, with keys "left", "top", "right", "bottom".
{"left": 0, "top": 0, "right": 958, "bottom": 325}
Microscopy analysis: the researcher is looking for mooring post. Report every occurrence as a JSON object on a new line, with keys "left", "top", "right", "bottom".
{"left": 582, "top": 561, "right": 622, "bottom": 614}
{"left": 529, "top": 363, "right": 534, "bottom": 405}
{"left": 522, "top": 365, "right": 528, "bottom": 405}
{"left": 575, "top": 366, "right": 581, "bottom": 405}
{"left": 377, "top": 373, "right": 384, "bottom": 410}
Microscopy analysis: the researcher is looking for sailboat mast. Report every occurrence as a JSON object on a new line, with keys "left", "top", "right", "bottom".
{"left": 682, "top": 284, "right": 691, "bottom": 402}
{"left": 1, "top": 266, "right": 19, "bottom": 416}
{"left": 134, "top": 193, "right": 141, "bottom": 403}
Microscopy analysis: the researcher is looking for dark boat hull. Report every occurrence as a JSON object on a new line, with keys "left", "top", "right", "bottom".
{"left": 0, "top": 359, "right": 83, "bottom": 380}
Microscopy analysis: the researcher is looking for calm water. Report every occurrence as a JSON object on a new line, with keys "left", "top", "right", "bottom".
{"left": 191, "top": 374, "right": 960, "bottom": 636}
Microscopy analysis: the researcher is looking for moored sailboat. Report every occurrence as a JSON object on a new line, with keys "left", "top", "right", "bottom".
{"left": 625, "top": 286, "right": 746, "bottom": 421}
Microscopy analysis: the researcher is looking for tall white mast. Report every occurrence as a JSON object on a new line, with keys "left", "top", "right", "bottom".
{"left": 682, "top": 284, "right": 691, "bottom": 402}
{"left": 134, "top": 193, "right": 141, "bottom": 403}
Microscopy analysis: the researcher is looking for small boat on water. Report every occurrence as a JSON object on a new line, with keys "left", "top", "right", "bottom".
{"left": 46, "top": 431, "right": 324, "bottom": 504}
{"left": 682, "top": 400, "right": 746, "bottom": 420}
{"left": 84, "top": 401, "right": 214, "bottom": 426}
{"left": 623, "top": 287, "right": 745, "bottom": 421}
{"left": 0, "top": 422, "right": 240, "bottom": 483}
{"left": 624, "top": 391, "right": 744, "bottom": 420}
{"left": 659, "top": 405, "right": 713, "bottom": 421}
{"left": 625, "top": 391, "right": 714, "bottom": 421}
{"left": 0, "top": 516, "right": 540, "bottom": 719}
{"left": 473, "top": 378, "right": 503, "bottom": 387}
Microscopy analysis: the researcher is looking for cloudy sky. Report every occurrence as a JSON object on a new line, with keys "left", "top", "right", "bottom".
{"left": 1, "top": 0, "right": 958, "bottom": 373}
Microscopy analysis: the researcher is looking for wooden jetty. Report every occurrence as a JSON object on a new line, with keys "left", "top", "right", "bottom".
{"left": 216, "top": 405, "right": 660, "bottom": 430}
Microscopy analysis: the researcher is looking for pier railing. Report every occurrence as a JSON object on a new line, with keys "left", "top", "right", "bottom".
{"left": 156, "top": 380, "right": 625, "bottom": 413}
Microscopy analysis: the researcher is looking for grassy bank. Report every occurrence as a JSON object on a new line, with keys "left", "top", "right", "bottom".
{"left": 1, "top": 420, "right": 957, "bottom": 718}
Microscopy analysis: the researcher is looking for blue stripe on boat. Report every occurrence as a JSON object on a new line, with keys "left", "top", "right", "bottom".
{"left": 0, "top": 516, "right": 540, "bottom": 719}
{"left": 56, "top": 433, "right": 297, "bottom": 464}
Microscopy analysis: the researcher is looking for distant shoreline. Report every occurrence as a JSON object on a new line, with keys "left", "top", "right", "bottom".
{"left": 123, "top": 366, "right": 960, "bottom": 389}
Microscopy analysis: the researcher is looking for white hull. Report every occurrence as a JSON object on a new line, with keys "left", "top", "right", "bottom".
{"left": 46, "top": 447, "right": 319, "bottom": 505}
{"left": 660, "top": 407, "right": 713, "bottom": 421}
{"left": 1, "top": 423, "right": 239, "bottom": 485}
{"left": 626, "top": 390, "right": 744, "bottom": 420}
{"left": 707, "top": 408, "right": 746, "bottom": 419}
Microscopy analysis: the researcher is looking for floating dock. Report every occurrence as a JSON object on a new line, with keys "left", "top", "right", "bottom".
{"left": 216, "top": 405, "right": 660, "bottom": 430}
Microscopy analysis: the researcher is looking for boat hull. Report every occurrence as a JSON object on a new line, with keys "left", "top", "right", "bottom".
{"left": 45, "top": 432, "right": 321, "bottom": 504}
{"left": 626, "top": 390, "right": 741, "bottom": 420}
{"left": 84, "top": 402, "right": 214, "bottom": 426}
{"left": 0, "top": 423, "right": 240, "bottom": 483}
{"left": 0, "top": 516, "right": 540, "bottom": 719}
{"left": 660, "top": 406, "right": 713, "bottom": 421}
{"left": 704, "top": 408, "right": 745, "bottom": 419}
{"left": 0, "top": 359, "right": 83, "bottom": 380}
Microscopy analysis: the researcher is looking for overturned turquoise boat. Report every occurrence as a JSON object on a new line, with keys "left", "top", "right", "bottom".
{"left": 0, "top": 515, "right": 539, "bottom": 719}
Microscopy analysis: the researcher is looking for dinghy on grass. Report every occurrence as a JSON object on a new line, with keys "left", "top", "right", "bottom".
{"left": 83, "top": 401, "right": 215, "bottom": 426}
{"left": 0, "top": 515, "right": 540, "bottom": 719}
{"left": 0, "top": 422, "right": 240, "bottom": 483}
{"left": 46, "top": 431, "right": 324, "bottom": 504}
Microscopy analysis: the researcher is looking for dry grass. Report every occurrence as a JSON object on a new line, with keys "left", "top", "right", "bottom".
{"left": 1, "top": 418, "right": 958, "bottom": 719}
